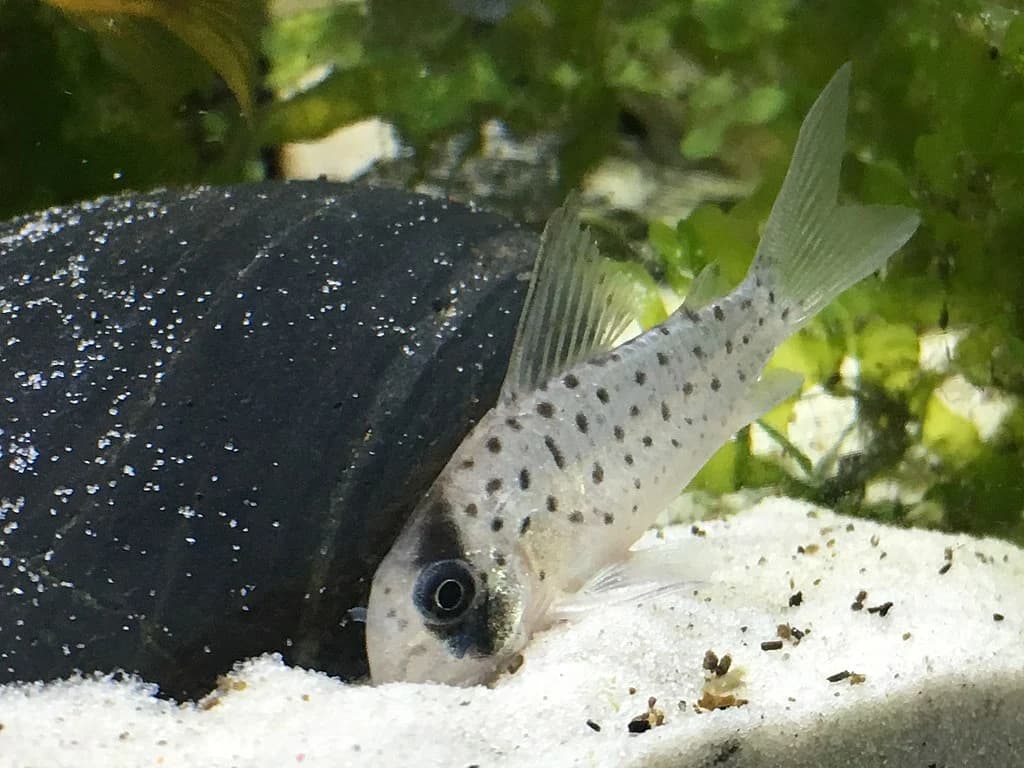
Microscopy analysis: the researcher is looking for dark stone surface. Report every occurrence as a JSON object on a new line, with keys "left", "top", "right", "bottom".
{"left": 0, "top": 180, "right": 536, "bottom": 699}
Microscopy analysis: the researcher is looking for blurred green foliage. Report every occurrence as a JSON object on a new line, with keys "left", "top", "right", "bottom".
{"left": 2, "top": 0, "right": 1022, "bottom": 543}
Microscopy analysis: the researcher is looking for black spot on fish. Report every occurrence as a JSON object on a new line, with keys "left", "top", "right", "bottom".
{"left": 635, "top": 370, "right": 647, "bottom": 385}
{"left": 630, "top": 405, "right": 640, "bottom": 417}
{"left": 624, "top": 454, "right": 634, "bottom": 466}
{"left": 768, "top": 290, "right": 775, "bottom": 304}
{"left": 682, "top": 382, "right": 694, "bottom": 395}
{"left": 684, "top": 417, "right": 693, "bottom": 426}
{"left": 684, "top": 308, "right": 700, "bottom": 323}
{"left": 486, "top": 436, "right": 502, "bottom": 454}
{"left": 486, "top": 478, "right": 502, "bottom": 495}
{"left": 632, "top": 505, "right": 638, "bottom": 515}
{"left": 576, "top": 412, "right": 589, "bottom": 434}
{"left": 596, "top": 387, "right": 610, "bottom": 404}
{"left": 671, "top": 438, "right": 681, "bottom": 448}
{"left": 725, "top": 340, "right": 733, "bottom": 354}
{"left": 781, "top": 307, "right": 790, "bottom": 321}
{"left": 740, "top": 299, "right": 752, "bottom": 310}
{"left": 569, "top": 510, "right": 584, "bottom": 524}
{"left": 713, "top": 305, "right": 725, "bottom": 321}
{"left": 657, "top": 352, "right": 669, "bottom": 366}
{"left": 613, "top": 425, "right": 625, "bottom": 441}
{"left": 544, "top": 435, "right": 565, "bottom": 469}
{"left": 603, "top": 512, "right": 615, "bottom": 525}
{"left": 460, "top": 459, "right": 475, "bottom": 470}
{"left": 464, "top": 503, "right": 478, "bottom": 517}
{"left": 491, "top": 517, "right": 504, "bottom": 532}
{"left": 660, "top": 326, "right": 671, "bottom": 335}
{"left": 546, "top": 495, "right": 558, "bottom": 512}
{"left": 758, "top": 317, "right": 765, "bottom": 327}
{"left": 642, "top": 436, "right": 653, "bottom": 447}
{"left": 693, "top": 345, "right": 704, "bottom": 358}
{"left": 494, "top": 553, "right": 506, "bottom": 566}
{"left": 505, "top": 417, "right": 522, "bottom": 431}
{"left": 539, "top": 570, "right": 546, "bottom": 581}
{"left": 711, "top": 377, "right": 721, "bottom": 391}
{"left": 742, "top": 335, "right": 750, "bottom": 344}
{"left": 611, "top": 353, "right": 622, "bottom": 363}
{"left": 738, "top": 370, "right": 747, "bottom": 382}
{"left": 519, "top": 468, "right": 531, "bottom": 490}
{"left": 563, "top": 373, "right": 579, "bottom": 389}
{"left": 633, "top": 478, "right": 642, "bottom": 489}
{"left": 592, "top": 463, "right": 604, "bottom": 484}
{"left": 519, "top": 516, "right": 531, "bottom": 535}
{"left": 537, "top": 402, "right": 555, "bottom": 418}
{"left": 661, "top": 401, "right": 671, "bottom": 421}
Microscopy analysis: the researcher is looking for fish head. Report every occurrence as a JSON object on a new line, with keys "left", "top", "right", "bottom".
{"left": 365, "top": 493, "right": 538, "bottom": 685}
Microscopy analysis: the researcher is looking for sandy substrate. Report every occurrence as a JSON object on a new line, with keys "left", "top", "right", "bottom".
{"left": 2, "top": 498, "right": 1022, "bottom": 768}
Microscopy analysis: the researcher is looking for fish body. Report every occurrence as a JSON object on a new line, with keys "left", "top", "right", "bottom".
{"left": 365, "top": 64, "right": 920, "bottom": 685}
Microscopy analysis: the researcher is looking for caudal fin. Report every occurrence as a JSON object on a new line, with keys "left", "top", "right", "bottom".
{"left": 750, "top": 63, "right": 919, "bottom": 323}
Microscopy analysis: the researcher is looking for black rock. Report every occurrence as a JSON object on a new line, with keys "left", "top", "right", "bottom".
{"left": 0, "top": 180, "right": 537, "bottom": 699}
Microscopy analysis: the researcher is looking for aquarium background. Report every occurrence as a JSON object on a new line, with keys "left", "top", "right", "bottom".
{"left": 3, "top": 0, "right": 1021, "bottom": 545}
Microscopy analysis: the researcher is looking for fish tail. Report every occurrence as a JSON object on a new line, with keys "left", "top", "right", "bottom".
{"left": 748, "top": 63, "right": 919, "bottom": 325}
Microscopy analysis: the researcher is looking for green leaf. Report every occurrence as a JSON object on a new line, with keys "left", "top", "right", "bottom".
{"left": 921, "top": 393, "right": 982, "bottom": 465}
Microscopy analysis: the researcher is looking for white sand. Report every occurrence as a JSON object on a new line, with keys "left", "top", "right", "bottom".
{"left": 2, "top": 498, "right": 1022, "bottom": 768}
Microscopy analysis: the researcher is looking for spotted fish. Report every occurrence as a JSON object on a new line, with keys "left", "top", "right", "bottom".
{"left": 365, "top": 64, "right": 920, "bottom": 685}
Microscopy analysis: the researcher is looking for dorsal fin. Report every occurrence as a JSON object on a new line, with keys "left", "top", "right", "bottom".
{"left": 680, "top": 262, "right": 730, "bottom": 310}
{"left": 500, "top": 193, "right": 636, "bottom": 401}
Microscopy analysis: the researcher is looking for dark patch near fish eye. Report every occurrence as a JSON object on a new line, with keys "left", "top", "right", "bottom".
{"left": 693, "top": 345, "right": 704, "bottom": 358}
{"left": 592, "top": 462, "right": 604, "bottom": 484}
{"left": 430, "top": 498, "right": 453, "bottom": 517}
{"left": 660, "top": 326, "right": 672, "bottom": 335}
{"left": 460, "top": 459, "right": 475, "bottom": 470}
{"left": 725, "top": 340, "right": 733, "bottom": 354}
{"left": 544, "top": 435, "right": 566, "bottom": 469}
{"left": 603, "top": 512, "right": 615, "bottom": 525}
{"left": 563, "top": 373, "right": 580, "bottom": 389}
{"left": 568, "top": 510, "right": 584, "bottom": 524}
{"left": 505, "top": 417, "right": 522, "bottom": 431}
{"left": 464, "top": 503, "right": 478, "bottom": 517}
{"left": 576, "top": 412, "right": 589, "bottom": 434}
{"left": 614, "top": 425, "right": 625, "bottom": 441}
{"left": 486, "top": 436, "right": 502, "bottom": 454}
{"left": 624, "top": 454, "right": 634, "bottom": 466}
{"left": 546, "top": 495, "right": 559, "bottom": 512}
{"left": 768, "top": 290, "right": 775, "bottom": 304}
{"left": 485, "top": 478, "right": 503, "bottom": 495}
{"left": 682, "top": 382, "right": 694, "bottom": 395}
{"left": 536, "top": 401, "right": 555, "bottom": 418}
{"left": 635, "top": 370, "right": 647, "bottom": 385}
{"left": 415, "top": 508, "right": 464, "bottom": 566}
{"left": 713, "top": 305, "right": 725, "bottom": 321}
{"left": 630, "top": 405, "right": 640, "bottom": 417}
{"left": 671, "top": 438, "right": 681, "bottom": 448}
{"left": 742, "top": 335, "right": 750, "bottom": 344}
{"left": 711, "top": 377, "right": 721, "bottom": 391}
{"left": 491, "top": 517, "right": 504, "bottom": 532}
{"left": 781, "top": 307, "right": 790, "bottom": 321}
{"left": 642, "top": 436, "right": 653, "bottom": 447}
{"left": 519, "top": 468, "right": 531, "bottom": 490}
{"left": 519, "top": 516, "right": 531, "bottom": 535}
{"left": 661, "top": 402, "right": 671, "bottom": 421}
{"left": 738, "top": 370, "right": 747, "bottom": 382}
{"left": 657, "top": 352, "right": 669, "bottom": 366}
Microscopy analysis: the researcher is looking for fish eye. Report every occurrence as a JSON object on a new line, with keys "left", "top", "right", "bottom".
{"left": 414, "top": 559, "right": 477, "bottom": 624}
